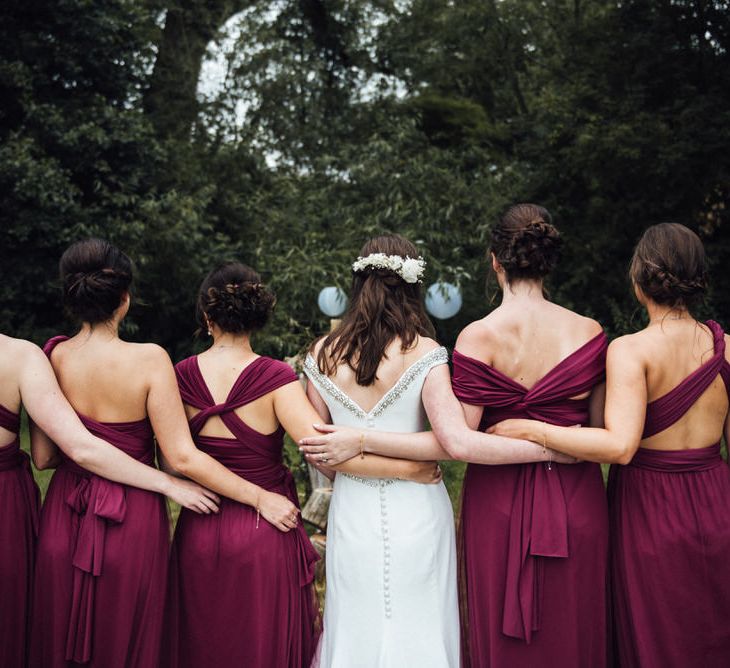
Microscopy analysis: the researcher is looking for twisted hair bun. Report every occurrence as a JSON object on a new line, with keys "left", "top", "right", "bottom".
{"left": 630, "top": 223, "right": 707, "bottom": 308}
{"left": 196, "top": 263, "right": 275, "bottom": 334}
{"left": 491, "top": 204, "right": 562, "bottom": 280}
{"left": 59, "top": 239, "right": 133, "bottom": 324}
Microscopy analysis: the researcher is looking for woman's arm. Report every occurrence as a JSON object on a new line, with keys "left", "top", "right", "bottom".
{"left": 423, "top": 365, "right": 576, "bottom": 464}
{"left": 278, "top": 380, "right": 441, "bottom": 483}
{"left": 489, "top": 338, "right": 647, "bottom": 464}
{"left": 21, "top": 343, "right": 219, "bottom": 514}
{"left": 143, "top": 347, "right": 300, "bottom": 531}
{"left": 299, "top": 365, "right": 573, "bottom": 466}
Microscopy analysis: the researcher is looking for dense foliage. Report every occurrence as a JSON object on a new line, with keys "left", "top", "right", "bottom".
{"left": 2, "top": 0, "right": 729, "bottom": 358}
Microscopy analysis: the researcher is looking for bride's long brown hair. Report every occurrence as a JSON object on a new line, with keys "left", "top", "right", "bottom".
{"left": 316, "top": 235, "right": 435, "bottom": 386}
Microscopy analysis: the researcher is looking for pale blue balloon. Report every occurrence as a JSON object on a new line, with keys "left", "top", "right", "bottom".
{"left": 425, "top": 282, "right": 462, "bottom": 320}
{"left": 318, "top": 286, "right": 348, "bottom": 317}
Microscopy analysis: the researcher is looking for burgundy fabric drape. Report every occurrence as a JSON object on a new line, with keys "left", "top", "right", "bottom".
{"left": 609, "top": 320, "right": 730, "bottom": 667}
{"left": 30, "top": 336, "right": 169, "bottom": 668}
{"left": 0, "top": 403, "right": 40, "bottom": 668}
{"left": 452, "top": 333, "right": 610, "bottom": 667}
{"left": 163, "top": 355, "right": 320, "bottom": 668}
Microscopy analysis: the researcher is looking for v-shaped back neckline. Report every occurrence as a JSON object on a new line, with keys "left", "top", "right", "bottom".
{"left": 305, "top": 346, "right": 447, "bottom": 418}
{"left": 192, "top": 354, "right": 264, "bottom": 407}
{"left": 455, "top": 331, "right": 607, "bottom": 394}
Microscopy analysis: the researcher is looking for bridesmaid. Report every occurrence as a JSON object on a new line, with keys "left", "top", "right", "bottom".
{"left": 1, "top": 335, "right": 216, "bottom": 668}
{"left": 30, "top": 240, "right": 303, "bottom": 668}
{"left": 491, "top": 223, "right": 730, "bottom": 667}
{"left": 452, "top": 204, "right": 609, "bottom": 667}
{"left": 164, "top": 261, "right": 440, "bottom": 668}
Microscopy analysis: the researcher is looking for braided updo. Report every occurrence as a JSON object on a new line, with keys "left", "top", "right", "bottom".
{"left": 629, "top": 223, "right": 707, "bottom": 309}
{"left": 491, "top": 204, "right": 562, "bottom": 281}
{"left": 59, "top": 239, "right": 133, "bottom": 324}
{"left": 196, "top": 262, "right": 275, "bottom": 334}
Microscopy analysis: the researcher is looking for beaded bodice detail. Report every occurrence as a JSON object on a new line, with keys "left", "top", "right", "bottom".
{"left": 304, "top": 347, "right": 448, "bottom": 488}
{"left": 304, "top": 347, "right": 448, "bottom": 422}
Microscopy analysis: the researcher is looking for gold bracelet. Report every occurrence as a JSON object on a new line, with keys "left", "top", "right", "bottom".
{"left": 255, "top": 490, "right": 261, "bottom": 529}
{"left": 542, "top": 422, "right": 552, "bottom": 471}
{"left": 359, "top": 431, "right": 366, "bottom": 459}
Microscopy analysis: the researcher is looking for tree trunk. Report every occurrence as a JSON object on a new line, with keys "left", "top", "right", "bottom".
{"left": 144, "top": 1, "right": 252, "bottom": 140}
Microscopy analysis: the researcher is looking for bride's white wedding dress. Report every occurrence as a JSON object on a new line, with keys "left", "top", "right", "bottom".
{"left": 305, "top": 347, "right": 460, "bottom": 668}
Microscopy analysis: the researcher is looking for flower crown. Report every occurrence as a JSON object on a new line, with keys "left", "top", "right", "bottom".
{"left": 351, "top": 253, "right": 426, "bottom": 284}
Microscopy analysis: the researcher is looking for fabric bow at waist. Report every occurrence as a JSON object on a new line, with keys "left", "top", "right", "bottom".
{"left": 628, "top": 443, "right": 723, "bottom": 473}
{"left": 502, "top": 461, "right": 568, "bottom": 643}
{"left": 60, "top": 459, "right": 140, "bottom": 663}
{"left": 0, "top": 440, "right": 40, "bottom": 535}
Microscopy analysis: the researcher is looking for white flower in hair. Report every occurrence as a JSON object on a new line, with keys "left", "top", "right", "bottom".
{"left": 399, "top": 257, "right": 424, "bottom": 283}
{"left": 351, "top": 253, "right": 426, "bottom": 283}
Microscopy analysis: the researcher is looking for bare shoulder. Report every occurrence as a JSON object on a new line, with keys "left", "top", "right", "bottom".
{"left": 607, "top": 332, "right": 647, "bottom": 366}
{"left": 413, "top": 336, "right": 442, "bottom": 355}
{"left": 123, "top": 341, "right": 172, "bottom": 370}
{"left": 0, "top": 335, "right": 44, "bottom": 369}
{"left": 549, "top": 304, "right": 604, "bottom": 339}
{"left": 309, "top": 336, "right": 327, "bottom": 358}
{"left": 725, "top": 333, "right": 730, "bottom": 364}
{"left": 455, "top": 318, "right": 500, "bottom": 359}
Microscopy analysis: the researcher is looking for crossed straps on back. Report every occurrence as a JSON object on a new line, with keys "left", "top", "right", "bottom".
{"left": 642, "top": 320, "right": 730, "bottom": 439}
{"left": 0, "top": 403, "right": 20, "bottom": 433}
{"left": 175, "top": 356, "right": 298, "bottom": 441}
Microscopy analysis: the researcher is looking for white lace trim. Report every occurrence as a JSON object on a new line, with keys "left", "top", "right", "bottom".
{"left": 303, "top": 347, "right": 448, "bottom": 420}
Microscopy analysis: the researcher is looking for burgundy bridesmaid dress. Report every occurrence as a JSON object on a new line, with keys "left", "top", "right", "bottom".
{"left": 609, "top": 319, "right": 730, "bottom": 667}
{"left": 0, "top": 403, "right": 40, "bottom": 668}
{"left": 163, "top": 356, "right": 320, "bottom": 668}
{"left": 452, "top": 333, "right": 610, "bottom": 668}
{"left": 30, "top": 336, "right": 170, "bottom": 668}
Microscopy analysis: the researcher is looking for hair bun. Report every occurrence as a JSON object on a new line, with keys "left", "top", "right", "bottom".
{"left": 491, "top": 205, "right": 562, "bottom": 279}
{"left": 197, "top": 265, "right": 275, "bottom": 334}
{"left": 629, "top": 223, "right": 707, "bottom": 309}
{"left": 60, "top": 239, "right": 133, "bottom": 324}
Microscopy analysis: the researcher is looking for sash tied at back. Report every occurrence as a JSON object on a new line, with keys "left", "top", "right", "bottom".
{"left": 176, "top": 356, "right": 319, "bottom": 588}
{"left": 58, "top": 416, "right": 155, "bottom": 664}
{"left": 452, "top": 332, "right": 608, "bottom": 643}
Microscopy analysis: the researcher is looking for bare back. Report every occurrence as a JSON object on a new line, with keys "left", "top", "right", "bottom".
{"left": 185, "top": 350, "right": 281, "bottom": 438}
{"left": 49, "top": 334, "right": 156, "bottom": 422}
{"left": 458, "top": 299, "right": 603, "bottom": 398}
{"left": 314, "top": 335, "right": 441, "bottom": 413}
{"left": 631, "top": 321, "right": 729, "bottom": 450}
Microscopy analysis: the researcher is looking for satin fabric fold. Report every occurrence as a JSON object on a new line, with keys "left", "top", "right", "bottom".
{"left": 164, "top": 356, "right": 320, "bottom": 668}
{"left": 0, "top": 405, "right": 40, "bottom": 668}
{"left": 452, "top": 334, "right": 609, "bottom": 667}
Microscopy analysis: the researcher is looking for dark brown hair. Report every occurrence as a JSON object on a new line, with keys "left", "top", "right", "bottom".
{"left": 60, "top": 238, "right": 133, "bottom": 324}
{"left": 316, "top": 235, "right": 435, "bottom": 386}
{"left": 629, "top": 223, "right": 707, "bottom": 309}
{"left": 491, "top": 203, "right": 562, "bottom": 281}
{"left": 196, "top": 262, "right": 276, "bottom": 334}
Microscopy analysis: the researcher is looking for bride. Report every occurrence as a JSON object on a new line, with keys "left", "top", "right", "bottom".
{"left": 304, "top": 235, "right": 573, "bottom": 667}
